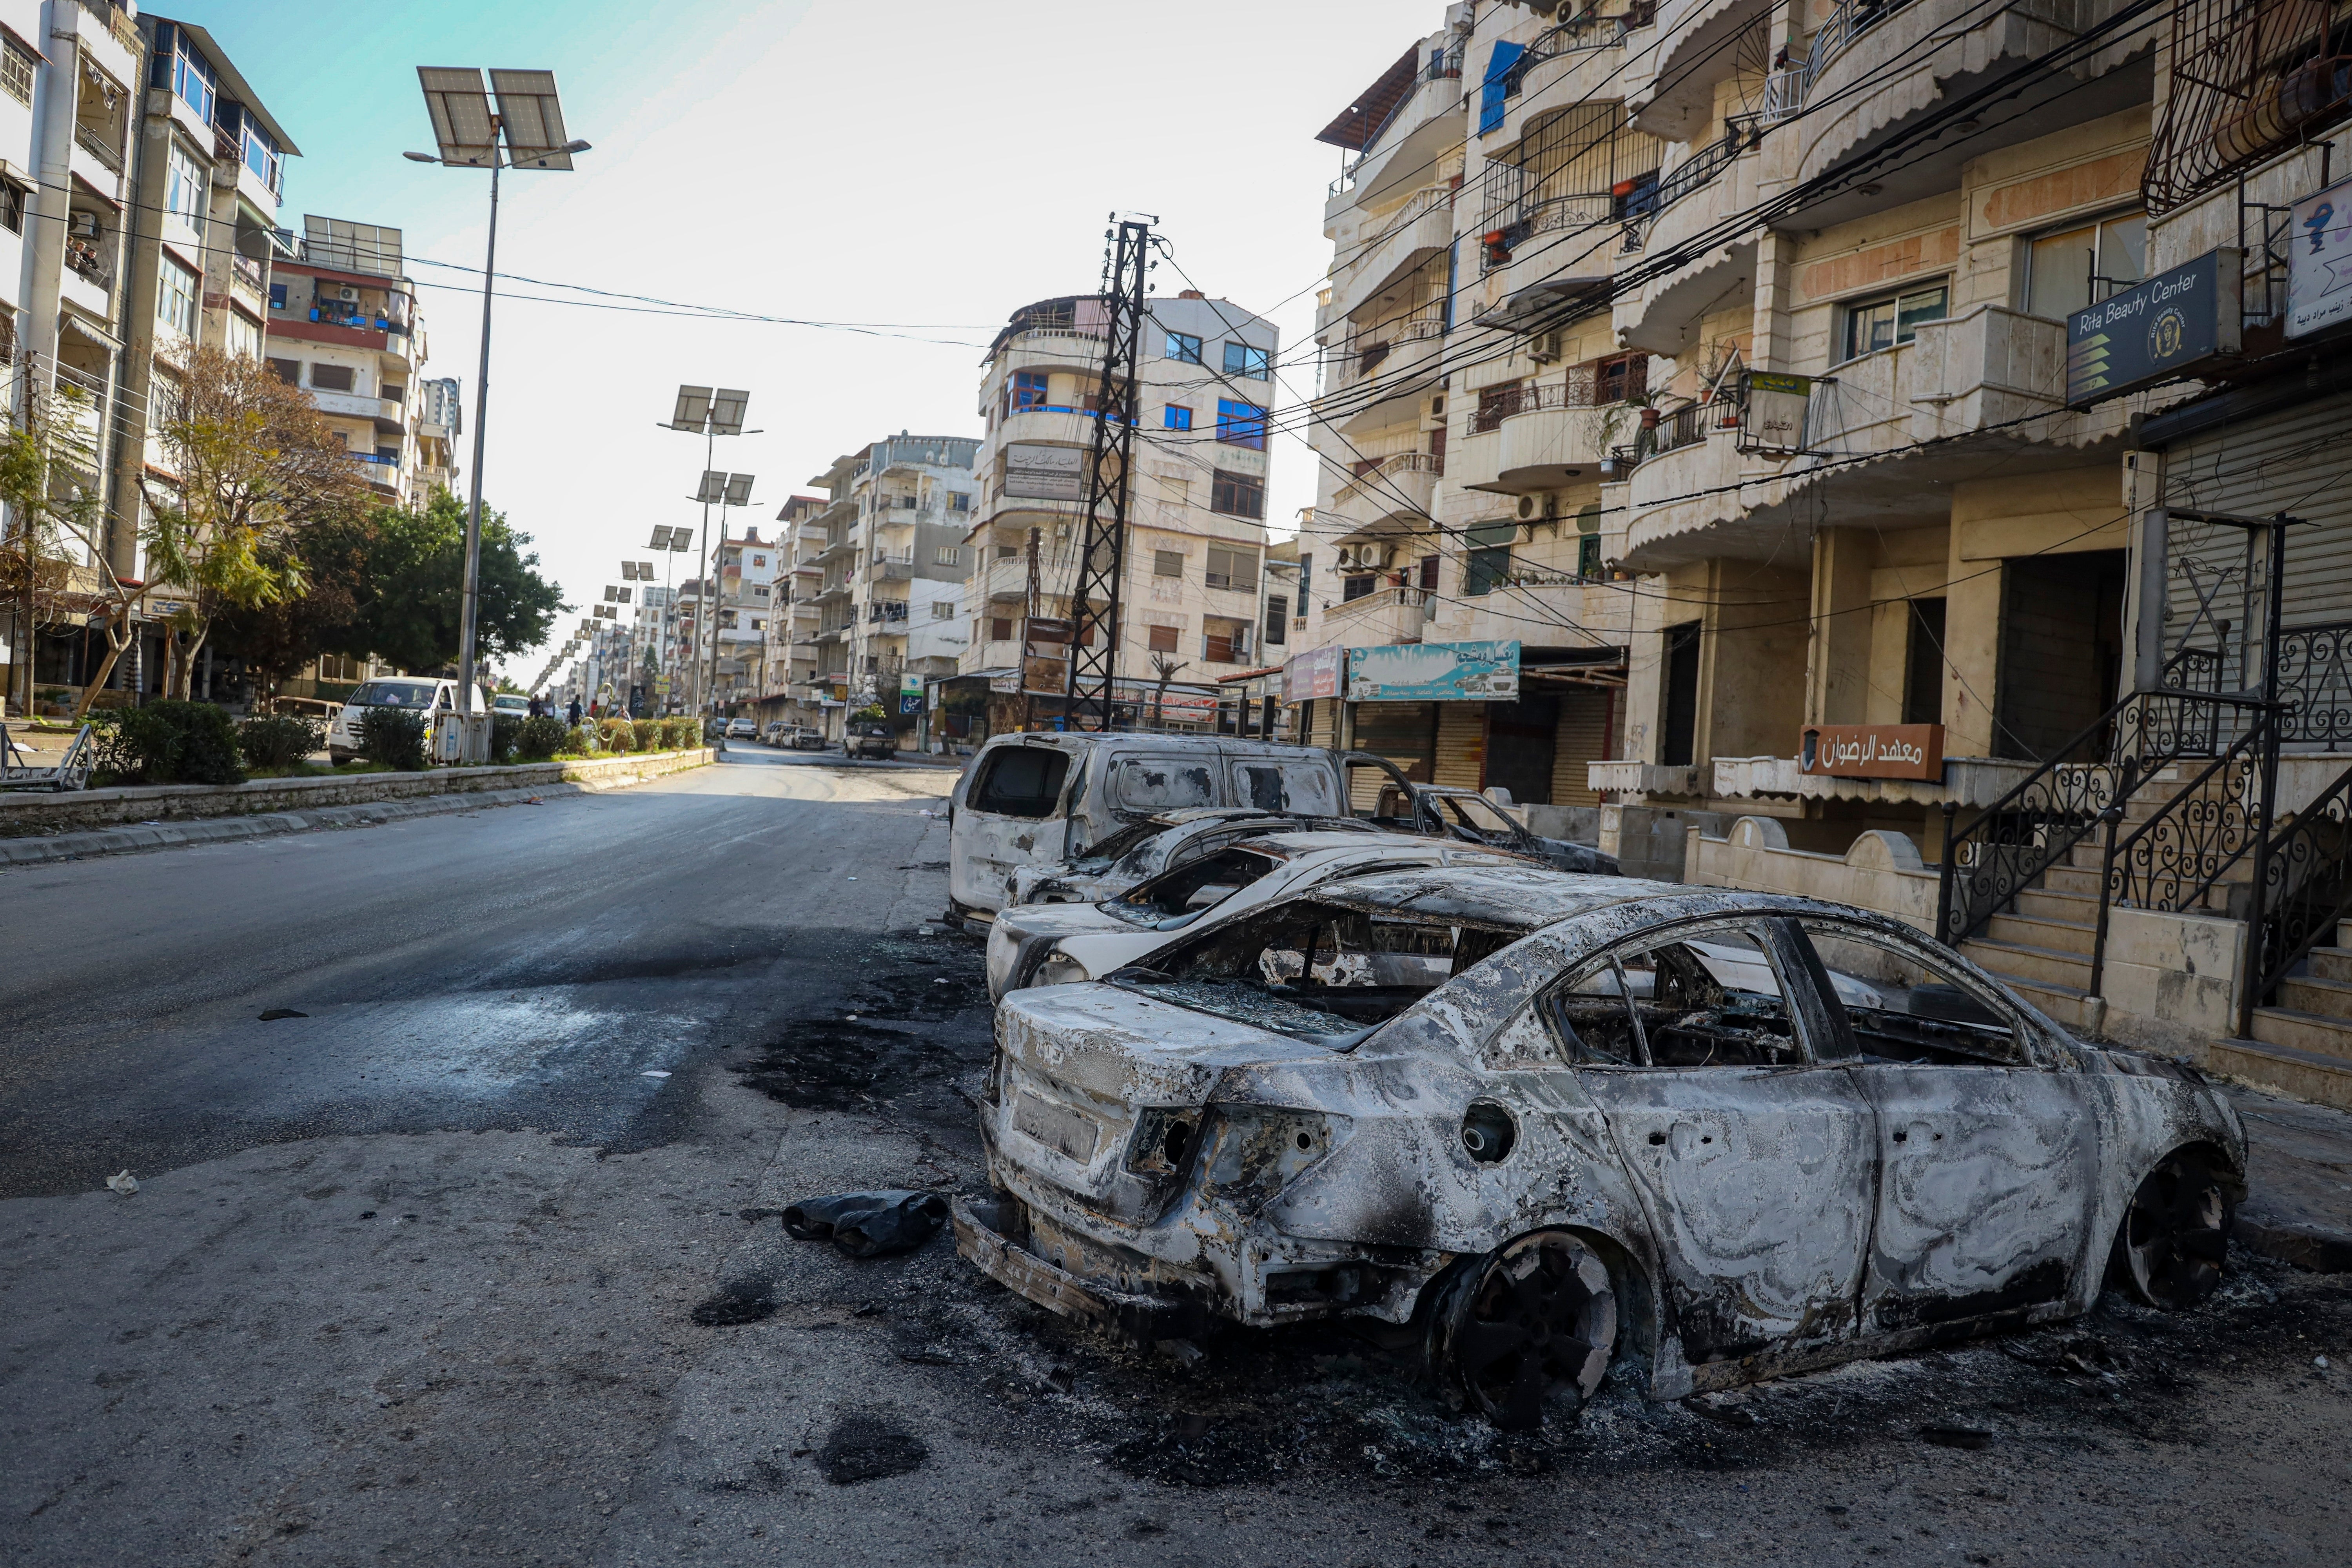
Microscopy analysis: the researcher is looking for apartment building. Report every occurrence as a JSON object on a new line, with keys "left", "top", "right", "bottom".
{"left": 953, "top": 291, "right": 1279, "bottom": 735}
{"left": 263, "top": 216, "right": 434, "bottom": 504}
{"left": 797, "top": 435, "right": 976, "bottom": 741}
{"left": 707, "top": 524, "right": 777, "bottom": 711}
{"left": 0, "top": 4, "right": 296, "bottom": 711}
{"left": 758, "top": 492, "right": 826, "bottom": 728}
{"left": 416, "top": 374, "right": 461, "bottom": 497}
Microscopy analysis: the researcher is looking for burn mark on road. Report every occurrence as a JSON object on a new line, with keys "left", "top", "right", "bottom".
{"left": 814, "top": 1412, "right": 929, "bottom": 1485}
{"left": 690, "top": 1277, "right": 779, "bottom": 1326}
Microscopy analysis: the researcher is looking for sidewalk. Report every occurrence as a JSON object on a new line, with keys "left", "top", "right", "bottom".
{"left": 2232, "top": 1085, "right": 2352, "bottom": 1271}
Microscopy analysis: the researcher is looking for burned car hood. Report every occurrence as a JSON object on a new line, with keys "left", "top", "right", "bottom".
{"left": 998, "top": 984, "right": 1332, "bottom": 1108}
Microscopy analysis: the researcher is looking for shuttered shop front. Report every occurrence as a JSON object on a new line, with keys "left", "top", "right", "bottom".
{"left": 2163, "top": 390, "right": 2352, "bottom": 634}
{"left": 1349, "top": 702, "right": 1437, "bottom": 808}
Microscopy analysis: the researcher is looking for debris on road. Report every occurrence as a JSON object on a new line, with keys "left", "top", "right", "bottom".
{"left": 784, "top": 1191, "right": 948, "bottom": 1257}
{"left": 257, "top": 1009, "right": 307, "bottom": 1021}
{"left": 641, "top": 1069, "right": 671, "bottom": 1078}
{"left": 104, "top": 1170, "right": 138, "bottom": 1196}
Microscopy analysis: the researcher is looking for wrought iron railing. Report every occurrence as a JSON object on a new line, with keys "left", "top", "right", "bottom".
{"left": 1936, "top": 689, "right": 2268, "bottom": 948}
{"left": 2251, "top": 758, "right": 2352, "bottom": 1020}
{"left": 2165, "top": 620, "right": 2352, "bottom": 751}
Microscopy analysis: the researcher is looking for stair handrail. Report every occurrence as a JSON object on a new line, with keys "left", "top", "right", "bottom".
{"left": 2248, "top": 754, "right": 2352, "bottom": 1023}
{"left": 1936, "top": 688, "right": 2269, "bottom": 949}
{"left": 2087, "top": 706, "right": 2277, "bottom": 997}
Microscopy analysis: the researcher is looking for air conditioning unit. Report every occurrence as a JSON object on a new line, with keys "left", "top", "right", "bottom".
{"left": 1514, "top": 493, "right": 1562, "bottom": 523}
{"left": 67, "top": 212, "right": 102, "bottom": 240}
{"left": 336, "top": 286, "right": 359, "bottom": 303}
{"left": 1529, "top": 329, "right": 1564, "bottom": 364}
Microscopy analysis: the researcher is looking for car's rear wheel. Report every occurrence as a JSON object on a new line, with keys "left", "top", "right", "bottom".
{"left": 1431, "top": 1231, "right": 1617, "bottom": 1431}
{"left": 2110, "top": 1151, "right": 2233, "bottom": 1309}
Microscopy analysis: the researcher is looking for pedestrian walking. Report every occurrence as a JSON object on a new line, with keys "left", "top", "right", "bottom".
{"left": 566, "top": 696, "right": 583, "bottom": 727}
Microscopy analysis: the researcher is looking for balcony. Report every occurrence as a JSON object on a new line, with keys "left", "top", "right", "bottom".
{"left": 230, "top": 252, "right": 266, "bottom": 294}
{"left": 1588, "top": 761, "right": 1706, "bottom": 797}
{"left": 980, "top": 555, "right": 1031, "bottom": 604}
{"left": 867, "top": 550, "right": 915, "bottom": 584}
{"left": 1614, "top": 139, "right": 1761, "bottom": 355}
{"left": 1630, "top": 0, "right": 1773, "bottom": 137}
{"left": 1328, "top": 67, "right": 1467, "bottom": 218}
{"left": 1329, "top": 185, "right": 1455, "bottom": 324}
{"left": 1328, "top": 451, "right": 1441, "bottom": 537}
{"left": 347, "top": 451, "right": 402, "bottom": 492}
{"left": 1325, "top": 583, "right": 1435, "bottom": 648}
{"left": 1492, "top": 390, "right": 1619, "bottom": 494}
{"left": 74, "top": 122, "right": 123, "bottom": 174}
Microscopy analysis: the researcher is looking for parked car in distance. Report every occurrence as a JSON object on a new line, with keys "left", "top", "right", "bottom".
{"left": 327, "top": 677, "right": 455, "bottom": 764}
{"left": 493, "top": 693, "right": 531, "bottom": 719}
{"left": 986, "top": 830, "right": 1539, "bottom": 1001}
{"left": 727, "top": 718, "right": 757, "bottom": 739}
{"left": 788, "top": 725, "right": 827, "bottom": 750}
{"left": 959, "top": 872, "right": 2243, "bottom": 1432}
{"left": 1007, "top": 808, "right": 1382, "bottom": 908}
{"left": 846, "top": 721, "right": 897, "bottom": 759}
{"left": 1366, "top": 781, "right": 1617, "bottom": 874}
{"left": 762, "top": 721, "right": 789, "bottom": 746}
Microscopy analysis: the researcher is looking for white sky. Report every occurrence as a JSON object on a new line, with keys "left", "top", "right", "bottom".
{"left": 187, "top": 0, "right": 1445, "bottom": 683}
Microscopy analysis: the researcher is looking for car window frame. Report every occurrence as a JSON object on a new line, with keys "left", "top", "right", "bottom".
{"left": 1535, "top": 914, "right": 1842, "bottom": 1070}
{"left": 1789, "top": 914, "right": 2059, "bottom": 1069}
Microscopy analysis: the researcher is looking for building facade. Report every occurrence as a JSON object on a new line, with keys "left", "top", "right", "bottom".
{"left": 263, "top": 216, "right": 432, "bottom": 505}
{"left": 954, "top": 291, "right": 1279, "bottom": 735}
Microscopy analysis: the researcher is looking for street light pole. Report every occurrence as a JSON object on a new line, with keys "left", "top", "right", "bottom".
{"left": 454, "top": 147, "right": 500, "bottom": 726}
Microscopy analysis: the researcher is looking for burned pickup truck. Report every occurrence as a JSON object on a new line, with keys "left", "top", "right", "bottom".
{"left": 956, "top": 869, "right": 2243, "bottom": 1430}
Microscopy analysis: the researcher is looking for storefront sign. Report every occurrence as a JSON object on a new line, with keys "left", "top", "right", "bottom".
{"left": 987, "top": 671, "right": 1022, "bottom": 694}
{"left": 2289, "top": 178, "right": 2352, "bottom": 339}
{"left": 2067, "top": 248, "right": 2241, "bottom": 407}
{"left": 897, "top": 691, "right": 923, "bottom": 716}
{"left": 1284, "top": 646, "right": 1341, "bottom": 702}
{"left": 1739, "top": 371, "right": 1813, "bottom": 455}
{"left": 1004, "top": 442, "right": 1085, "bottom": 501}
{"left": 1800, "top": 723, "right": 1944, "bottom": 780}
{"left": 1346, "top": 640, "right": 1520, "bottom": 702}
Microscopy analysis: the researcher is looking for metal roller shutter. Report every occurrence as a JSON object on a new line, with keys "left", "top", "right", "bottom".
{"left": 1348, "top": 701, "right": 1437, "bottom": 808}
{"left": 1433, "top": 705, "right": 1487, "bottom": 790}
{"left": 1550, "top": 688, "right": 1612, "bottom": 808}
{"left": 2163, "top": 392, "right": 2352, "bottom": 640}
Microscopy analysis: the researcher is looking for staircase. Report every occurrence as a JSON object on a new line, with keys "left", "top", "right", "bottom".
{"left": 1953, "top": 764, "right": 2352, "bottom": 1109}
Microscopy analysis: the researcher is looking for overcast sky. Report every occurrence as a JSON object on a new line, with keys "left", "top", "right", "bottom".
{"left": 171, "top": 0, "right": 1441, "bottom": 682}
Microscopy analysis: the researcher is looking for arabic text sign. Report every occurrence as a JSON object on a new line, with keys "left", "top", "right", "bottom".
{"left": 1741, "top": 371, "right": 1811, "bottom": 453}
{"left": 2066, "top": 248, "right": 2241, "bottom": 406}
{"left": 1346, "top": 640, "right": 1520, "bottom": 702}
{"left": 1004, "top": 442, "right": 1085, "bottom": 501}
{"left": 1284, "top": 646, "right": 1341, "bottom": 701}
{"left": 2290, "top": 178, "right": 2352, "bottom": 339}
{"left": 1800, "top": 723, "right": 1945, "bottom": 781}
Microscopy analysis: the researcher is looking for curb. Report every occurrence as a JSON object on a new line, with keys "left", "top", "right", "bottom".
{"left": 2238, "top": 1212, "right": 2352, "bottom": 1274}
{"left": 0, "top": 782, "right": 598, "bottom": 867}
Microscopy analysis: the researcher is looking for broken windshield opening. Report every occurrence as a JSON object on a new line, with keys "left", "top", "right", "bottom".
{"left": 1104, "top": 846, "right": 1281, "bottom": 929}
{"left": 1106, "top": 898, "right": 1504, "bottom": 1046}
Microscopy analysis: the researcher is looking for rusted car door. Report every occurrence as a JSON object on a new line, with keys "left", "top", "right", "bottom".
{"left": 1547, "top": 918, "right": 1878, "bottom": 1365}
{"left": 1793, "top": 918, "right": 2099, "bottom": 1336}
{"left": 950, "top": 742, "right": 1074, "bottom": 914}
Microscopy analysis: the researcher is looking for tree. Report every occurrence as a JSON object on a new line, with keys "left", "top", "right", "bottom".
{"left": 330, "top": 489, "right": 565, "bottom": 673}
{"left": 203, "top": 510, "right": 375, "bottom": 706}
{"left": 140, "top": 346, "right": 367, "bottom": 701}
{"left": 0, "top": 379, "right": 106, "bottom": 715}
{"left": 1148, "top": 652, "right": 1189, "bottom": 729}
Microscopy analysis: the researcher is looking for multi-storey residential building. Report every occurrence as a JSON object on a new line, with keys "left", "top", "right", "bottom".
{"left": 264, "top": 216, "right": 432, "bottom": 505}
{"left": 955, "top": 291, "right": 1278, "bottom": 733}
{"left": 415, "top": 375, "right": 462, "bottom": 498}
{"left": 1, "top": 5, "right": 296, "bottom": 712}
{"left": 758, "top": 493, "right": 826, "bottom": 728}
{"left": 708, "top": 524, "right": 777, "bottom": 712}
{"left": 797, "top": 436, "right": 976, "bottom": 741}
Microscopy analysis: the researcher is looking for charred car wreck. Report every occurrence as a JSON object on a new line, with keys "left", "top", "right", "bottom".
{"left": 955, "top": 870, "right": 2245, "bottom": 1429}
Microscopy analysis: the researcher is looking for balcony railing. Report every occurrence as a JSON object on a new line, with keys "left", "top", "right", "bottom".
{"left": 64, "top": 238, "right": 110, "bottom": 290}
{"left": 1761, "top": 0, "right": 1923, "bottom": 123}
{"left": 74, "top": 123, "right": 123, "bottom": 173}
{"left": 231, "top": 252, "right": 265, "bottom": 289}
{"left": 1334, "top": 450, "right": 1444, "bottom": 509}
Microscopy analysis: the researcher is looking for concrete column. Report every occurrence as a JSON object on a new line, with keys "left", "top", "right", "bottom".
{"left": 20, "top": 4, "right": 78, "bottom": 407}
{"left": 1750, "top": 230, "right": 1796, "bottom": 375}
{"left": 1806, "top": 528, "right": 1875, "bottom": 726}
{"left": 1942, "top": 530, "right": 2005, "bottom": 758}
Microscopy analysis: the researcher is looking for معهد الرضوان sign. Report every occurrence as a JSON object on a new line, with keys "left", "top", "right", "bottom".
{"left": 1345, "top": 640, "right": 1520, "bottom": 702}
{"left": 1800, "top": 722, "right": 1944, "bottom": 781}
{"left": 2289, "top": 177, "right": 2352, "bottom": 339}
{"left": 2066, "top": 248, "right": 2241, "bottom": 407}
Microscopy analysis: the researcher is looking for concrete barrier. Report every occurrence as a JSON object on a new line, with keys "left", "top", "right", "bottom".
{"left": 0, "top": 748, "right": 713, "bottom": 844}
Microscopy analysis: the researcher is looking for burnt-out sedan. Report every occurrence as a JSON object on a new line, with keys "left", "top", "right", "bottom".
{"left": 956, "top": 869, "right": 2244, "bottom": 1430}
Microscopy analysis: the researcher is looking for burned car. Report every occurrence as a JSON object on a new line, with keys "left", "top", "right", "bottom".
{"left": 1006, "top": 808, "right": 1378, "bottom": 908}
{"left": 1365, "top": 781, "right": 1617, "bottom": 875}
{"left": 957, "top": 869, "right": 2244, "bottom": 1429}
{"left": 987, "top": 830, "right": 1535, "bottom": 1001}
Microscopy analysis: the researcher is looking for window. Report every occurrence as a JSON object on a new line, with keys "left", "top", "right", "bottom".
{"left": 1164, "top": 404, "right": 1194, "bottom": 431}
{"left": 1577, "top": 534, "right": 1603, "bottom": 578}
{"left": 225, "top": 312, "right": 259, "bottom": 360}
{"left": 1165, "top": 330, "right": 1203, "bottom": 364}
{"left": 1012, "top": 369, "right": 1050, "bottom": 410}
{"left": 1793, "top": 919, "right": 2027, "bottom": 1066}
{"left": 1544, "top": 922, "right": 1806, "bottom": 1068}
{"left": 1, "top": 40, "right": 32, "bottom": 107}
{"left": 1263, "top": 595, "right": 1289, "bottom": 647}
{"left": 1205, "top": 546, "right": 1259, "bottom": 593}
{"left": 241, "top": 117, "right": 283, "bottom": 197}
{"left": 1661, "top": 621, "right": 1701, "bottom": 767}
{"left": 1902, "top": 598, "right": 1947, "bottom": 726}
{"left": 1216, "top": 399, "right": 1267, "bottom": 448}
{"left": 969, "top": 746, "right": 1071, "bottom": 818}
{"left": 950, "top": 491, "right": 971, "bottom": 512}
{"left": 1154, "top": 549, "right": 1185, "bottom": 577}
{"left": 1210, "top": 468, "right": 1265, "bottom": 519}
{"left": 0, "top": 181, "right": 23, "bottom": 236}
{"left": 1595, "top": 352, "right": 1648, "bottom": 405}
{"left": 1203, "top": 618, "right": 1249, "bottom": 664}
{"left": 269, "top": 281, "right": 287, "bottom": 310}
{"left": 2025, "top": 212, "right": 2147, "bottom": 322}
{"left": 1148, "top": 623, "right": 1180, "bottom": 653}
{"left": 1418, "top": 555, "right": 1439, "bottom": 591}
{"left": 990, "top": 616, "right": 1013, "bottom": 641}
{"left": 165, "top": 142, "right": 206, "bottom": 224}
{"left": 1474, "top": 382, "right": 1525, "bottom": 432}
{"left": 156, "top": 257, "right": 199, "bottom": 338}
{"left": 310, "top": 363, "right": 354, "bottom": 392}
{"left": 996, "top": 543, "right": 1020, "bottom": 560}
{"left": 1223, "top": 341, "right": 1270, "bottom": 379}
{"left": 1463, "top": 522, "right": 1514, "bottom": 596}
{"left": 158, "top": 29, "right": 217, "bottom": 125}
{"left": 933, "top": 545, "right": 960, "bottom": 566}
{"left": 1840, "top": 282, "right": 1948, "bottom": 361}
{"left": 932, "top": 600, "right": 958, "bottom": 620}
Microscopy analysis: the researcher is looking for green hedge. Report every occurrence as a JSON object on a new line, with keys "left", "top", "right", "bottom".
{"left": 90, "top": 701, "right": 246, "bottom": 786}
{"left": 358, "top": 707, "right": 429, "bottom": 771}
{"left": 597, "top": 717, "right": 636, "bottom": 753}
{"left": 516, "top": 715, "right": 568, "bottom": 761}
{"left": 236, "top": 714, "right": 323, "bottom": 771}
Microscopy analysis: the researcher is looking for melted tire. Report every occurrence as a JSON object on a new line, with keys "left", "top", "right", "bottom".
{"left": 2110, "top": 1151, "right": 2233, "bottom": 1310}
{"left": 1430, "top": 1231, "right": 1617, "bottom": 1432}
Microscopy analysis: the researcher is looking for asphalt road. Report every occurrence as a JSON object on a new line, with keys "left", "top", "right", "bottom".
{"left": 3, "top": 746, "right": 2350, "bottom": 1567}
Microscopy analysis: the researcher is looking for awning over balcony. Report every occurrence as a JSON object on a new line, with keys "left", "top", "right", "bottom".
{"left": 1316, "top": 47, "right": 1419, "bottom": 149}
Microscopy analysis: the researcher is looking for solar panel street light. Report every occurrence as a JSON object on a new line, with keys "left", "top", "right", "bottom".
{"left": 648, "top": 525, "right": 675, "bottom": 549}
{"left": 696, "top": 470, "right": 728, "bottom": 505}
{"left": 669, "top": 535, "right": 693, "bottom": 553}
{"left": 638, "top": 560, "right": 655, "bottom": 575}
{"left": 417, "top": 67, "right": 497, "bottom": 167}
{"left": 709, "top": 389, "right": 750, "bottom": 437}
{"left": 724, "top": 473, "right": 755, "bottom": 508}
{"left": 672, "top": 387, "right": 713, "bottom": 432}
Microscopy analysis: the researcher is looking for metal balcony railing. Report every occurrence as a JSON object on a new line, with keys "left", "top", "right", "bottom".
{"left": 74, "top": 123, "right": 122, "bottom": 173}
{"left": 1761, "top": 0, "right": 1923, "bottom": 124}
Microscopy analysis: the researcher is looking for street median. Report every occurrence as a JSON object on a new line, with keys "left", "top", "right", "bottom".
{"left": 0, "top": 748, "right": 715, "bottom": 866}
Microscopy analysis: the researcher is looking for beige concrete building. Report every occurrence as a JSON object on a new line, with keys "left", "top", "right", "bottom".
{"left": 263, "top": 217, "right": 435, "bottom": 506}
{"left": 953, "top": 290, "right": 1280, "bottom": 735}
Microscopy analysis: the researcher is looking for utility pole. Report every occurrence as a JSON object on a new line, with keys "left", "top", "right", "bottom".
{"left": 706, "top": 519, "right": 727, "bottom": 720}
{"left": 1063, "top": 215, "right": 1153, "bottom": 731}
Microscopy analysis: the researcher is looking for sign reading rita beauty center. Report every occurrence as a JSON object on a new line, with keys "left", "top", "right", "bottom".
{"left": 2066, "top": 248, "right": 2241, "bottom": 407}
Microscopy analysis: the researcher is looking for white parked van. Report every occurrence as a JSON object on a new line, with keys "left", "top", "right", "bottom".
{"left": 327, "top": 677, "right": 457, "bottom": 764}
{"left": 946, "top": 732, "right": 1403, "bottom": 922}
